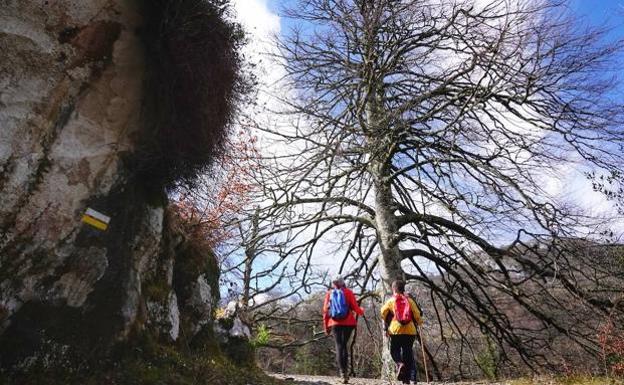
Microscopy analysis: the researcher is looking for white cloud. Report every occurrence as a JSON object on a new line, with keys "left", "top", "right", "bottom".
{"left": 542, "top": 161, "right": 624, "bottom": 236}
{"left": 231, "top": 0, "right": 283, "bottom": 86}
{"left": 231, "top": 0, "right": 279, "bottom": 36}
{"left": 231, "top": 0, "right": 292, "bottom": 147}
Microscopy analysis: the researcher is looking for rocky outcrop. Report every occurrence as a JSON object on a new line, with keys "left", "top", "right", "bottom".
{"left": 0, "top": 0, "right": 246, "bottom": 377}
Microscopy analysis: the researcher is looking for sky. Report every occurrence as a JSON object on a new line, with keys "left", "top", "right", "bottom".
{"left": 231, "top": 0, "right": 624, "bottom": 218}
{"left": 240, "top": 0, "right": 624, "bottom": 32}
{"left": 230, "top": 0, "right": 624, "bottom": 100}
{"left": 570, "top": 0, "right": 624, "bottom": 27}
{"left": 227, "top": 0, "right": 624, "bottom": 296}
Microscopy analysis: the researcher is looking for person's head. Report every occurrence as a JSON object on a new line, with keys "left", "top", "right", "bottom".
{"left": 392, "top": 280, "right": 405, "bottom": 294}
{"left": 332, "top": 275, "right": 345, "bottom": 288}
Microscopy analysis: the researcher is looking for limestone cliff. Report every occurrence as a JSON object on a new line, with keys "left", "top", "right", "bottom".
{"left": 0, "top": 0, "right": 255, "bottom": 381}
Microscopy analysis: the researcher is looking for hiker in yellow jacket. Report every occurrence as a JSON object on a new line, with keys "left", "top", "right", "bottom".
{"left": 380, "top": 280, "right": 423, "bottom": 384}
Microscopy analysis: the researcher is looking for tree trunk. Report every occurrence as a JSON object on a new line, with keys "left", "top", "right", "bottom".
{"left": 371, "top": 160, "right": 405, "bottom": 380}
{"left": 373, "top": 169, "right": 404, "bottom": 288}
{"left": 242, "top": 248, "right": 253, "bottom": 308}
{"left": 365, "top": 48, "right": 404, "bottom": 376}
{"left": 241, "top": 209, "right": 260, "bottom": 310}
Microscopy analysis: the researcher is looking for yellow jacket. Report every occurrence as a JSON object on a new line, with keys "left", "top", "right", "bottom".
{"left": 380, "top": 295, "right": 423, "bottom": 335}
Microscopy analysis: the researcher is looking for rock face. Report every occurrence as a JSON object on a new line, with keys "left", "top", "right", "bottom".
{"left": 0, "top": 0, "right": 240, "bottom": 375}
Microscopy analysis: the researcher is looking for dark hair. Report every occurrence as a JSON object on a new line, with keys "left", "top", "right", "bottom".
{"left": 392, "top": 280, "right": 405, "bottom": 293}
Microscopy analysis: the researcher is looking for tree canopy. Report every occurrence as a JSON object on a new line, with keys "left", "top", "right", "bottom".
{"left": 247, "top": 0, "right": 624, "bottom": 372}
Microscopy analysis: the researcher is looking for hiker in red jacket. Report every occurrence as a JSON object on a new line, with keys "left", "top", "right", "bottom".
{"left": 322, "top": 275, "right": 364, "bottom": 384}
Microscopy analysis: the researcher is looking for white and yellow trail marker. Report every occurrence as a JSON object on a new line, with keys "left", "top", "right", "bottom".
{"left": 81, "top": 208, "right": 111, "bottom": 231}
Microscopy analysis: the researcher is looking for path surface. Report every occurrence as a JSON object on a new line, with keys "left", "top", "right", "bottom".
{"left": 270, "top": 374, "right": 501, "bottom": 385}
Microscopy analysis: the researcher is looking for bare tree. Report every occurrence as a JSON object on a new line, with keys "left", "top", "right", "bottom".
{"left": 220, "top": 208, "right": 326, "bottom": 317}
{"left": 250, "top": 0, "right": 624, "bottom": 377}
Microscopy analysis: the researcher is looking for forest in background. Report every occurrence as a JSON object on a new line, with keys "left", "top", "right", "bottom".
{"left": 247, "top": 241, "right": 624, "bottom": 381}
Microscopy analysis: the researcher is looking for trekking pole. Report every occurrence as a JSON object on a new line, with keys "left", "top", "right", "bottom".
{"left": 418, "top": 325, "right": 429, "bottom": 383}
{"left": 349, "top": 314, "right": 358, "bottom": 377}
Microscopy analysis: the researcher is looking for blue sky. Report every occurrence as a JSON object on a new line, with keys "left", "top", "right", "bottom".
{"left": 570, "top": 0, "right": 624, "bottom": 24}
{"left": 266, "top": 0, "right": 624, "bottom": 33}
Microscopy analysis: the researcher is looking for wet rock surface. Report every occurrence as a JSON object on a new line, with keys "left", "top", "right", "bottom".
{"left": 0, "top": 0, "right": 231, "bottom": 374}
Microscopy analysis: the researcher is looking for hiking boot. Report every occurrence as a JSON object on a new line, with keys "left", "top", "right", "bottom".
{"left": 342, "top": 372, "right": 349, "bottom": 384}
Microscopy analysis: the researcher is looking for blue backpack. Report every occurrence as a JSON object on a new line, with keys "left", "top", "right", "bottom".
{"left": 329, "top": 288, "right": 349, "bottom": 320}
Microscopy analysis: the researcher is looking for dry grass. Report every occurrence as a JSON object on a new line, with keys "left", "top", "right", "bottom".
{"left": 507, "top": 375, "right": 624, "bottom": 385}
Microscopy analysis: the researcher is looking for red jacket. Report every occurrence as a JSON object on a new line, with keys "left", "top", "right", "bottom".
{"left": 322, "top": 287, "right": 364, "bottom": 331}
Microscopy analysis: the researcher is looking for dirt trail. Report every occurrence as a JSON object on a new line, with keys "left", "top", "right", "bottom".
{"left": 270, "top": 374, "right": 502, "bottom": 385}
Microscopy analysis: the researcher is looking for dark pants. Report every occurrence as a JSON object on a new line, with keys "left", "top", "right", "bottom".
{"left": 390, "top": 334, "right": 416, "bottom": 383}
{"left": 332, "top": 325, "right": 354, "bottom": 374}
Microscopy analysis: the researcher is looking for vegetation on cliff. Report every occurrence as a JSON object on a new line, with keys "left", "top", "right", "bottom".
{"left": 0, "top": 0, "right": 256, "bottom": 382}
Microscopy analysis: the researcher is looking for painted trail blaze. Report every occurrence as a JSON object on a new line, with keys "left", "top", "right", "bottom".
{"left": 81, "top": 208, "right": 110, "bottom": 231}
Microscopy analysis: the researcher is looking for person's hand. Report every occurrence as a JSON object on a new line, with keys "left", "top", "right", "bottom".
{"left": 325, "top": 328, "right": 331, "bottom": 336}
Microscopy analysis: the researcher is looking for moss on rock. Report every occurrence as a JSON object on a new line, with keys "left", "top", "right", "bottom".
{"left": 220, "top": 336, "right": 256, "bottom": 365}
{"left": 143, "top": 281, "right": 171, "bottom": 303}
{"left": 0, "top": 332, "right": 278, "bottom": 385}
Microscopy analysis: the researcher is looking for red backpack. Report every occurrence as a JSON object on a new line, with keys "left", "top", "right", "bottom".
{"left": 393, "top": 294, "right": 412, "bottom": 325}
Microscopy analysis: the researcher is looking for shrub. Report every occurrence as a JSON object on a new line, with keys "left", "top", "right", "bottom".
{"left": 475, "top": 337, "right": 500, "bottom": 380}
{"left": 251, "top": 324, "right": 270, "bottom": 348}
{"left": 598, "top": 317, "right": 624, "bottom": 377}
{"left": 137, "top": 0, "right": 249, "bottom": 190}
